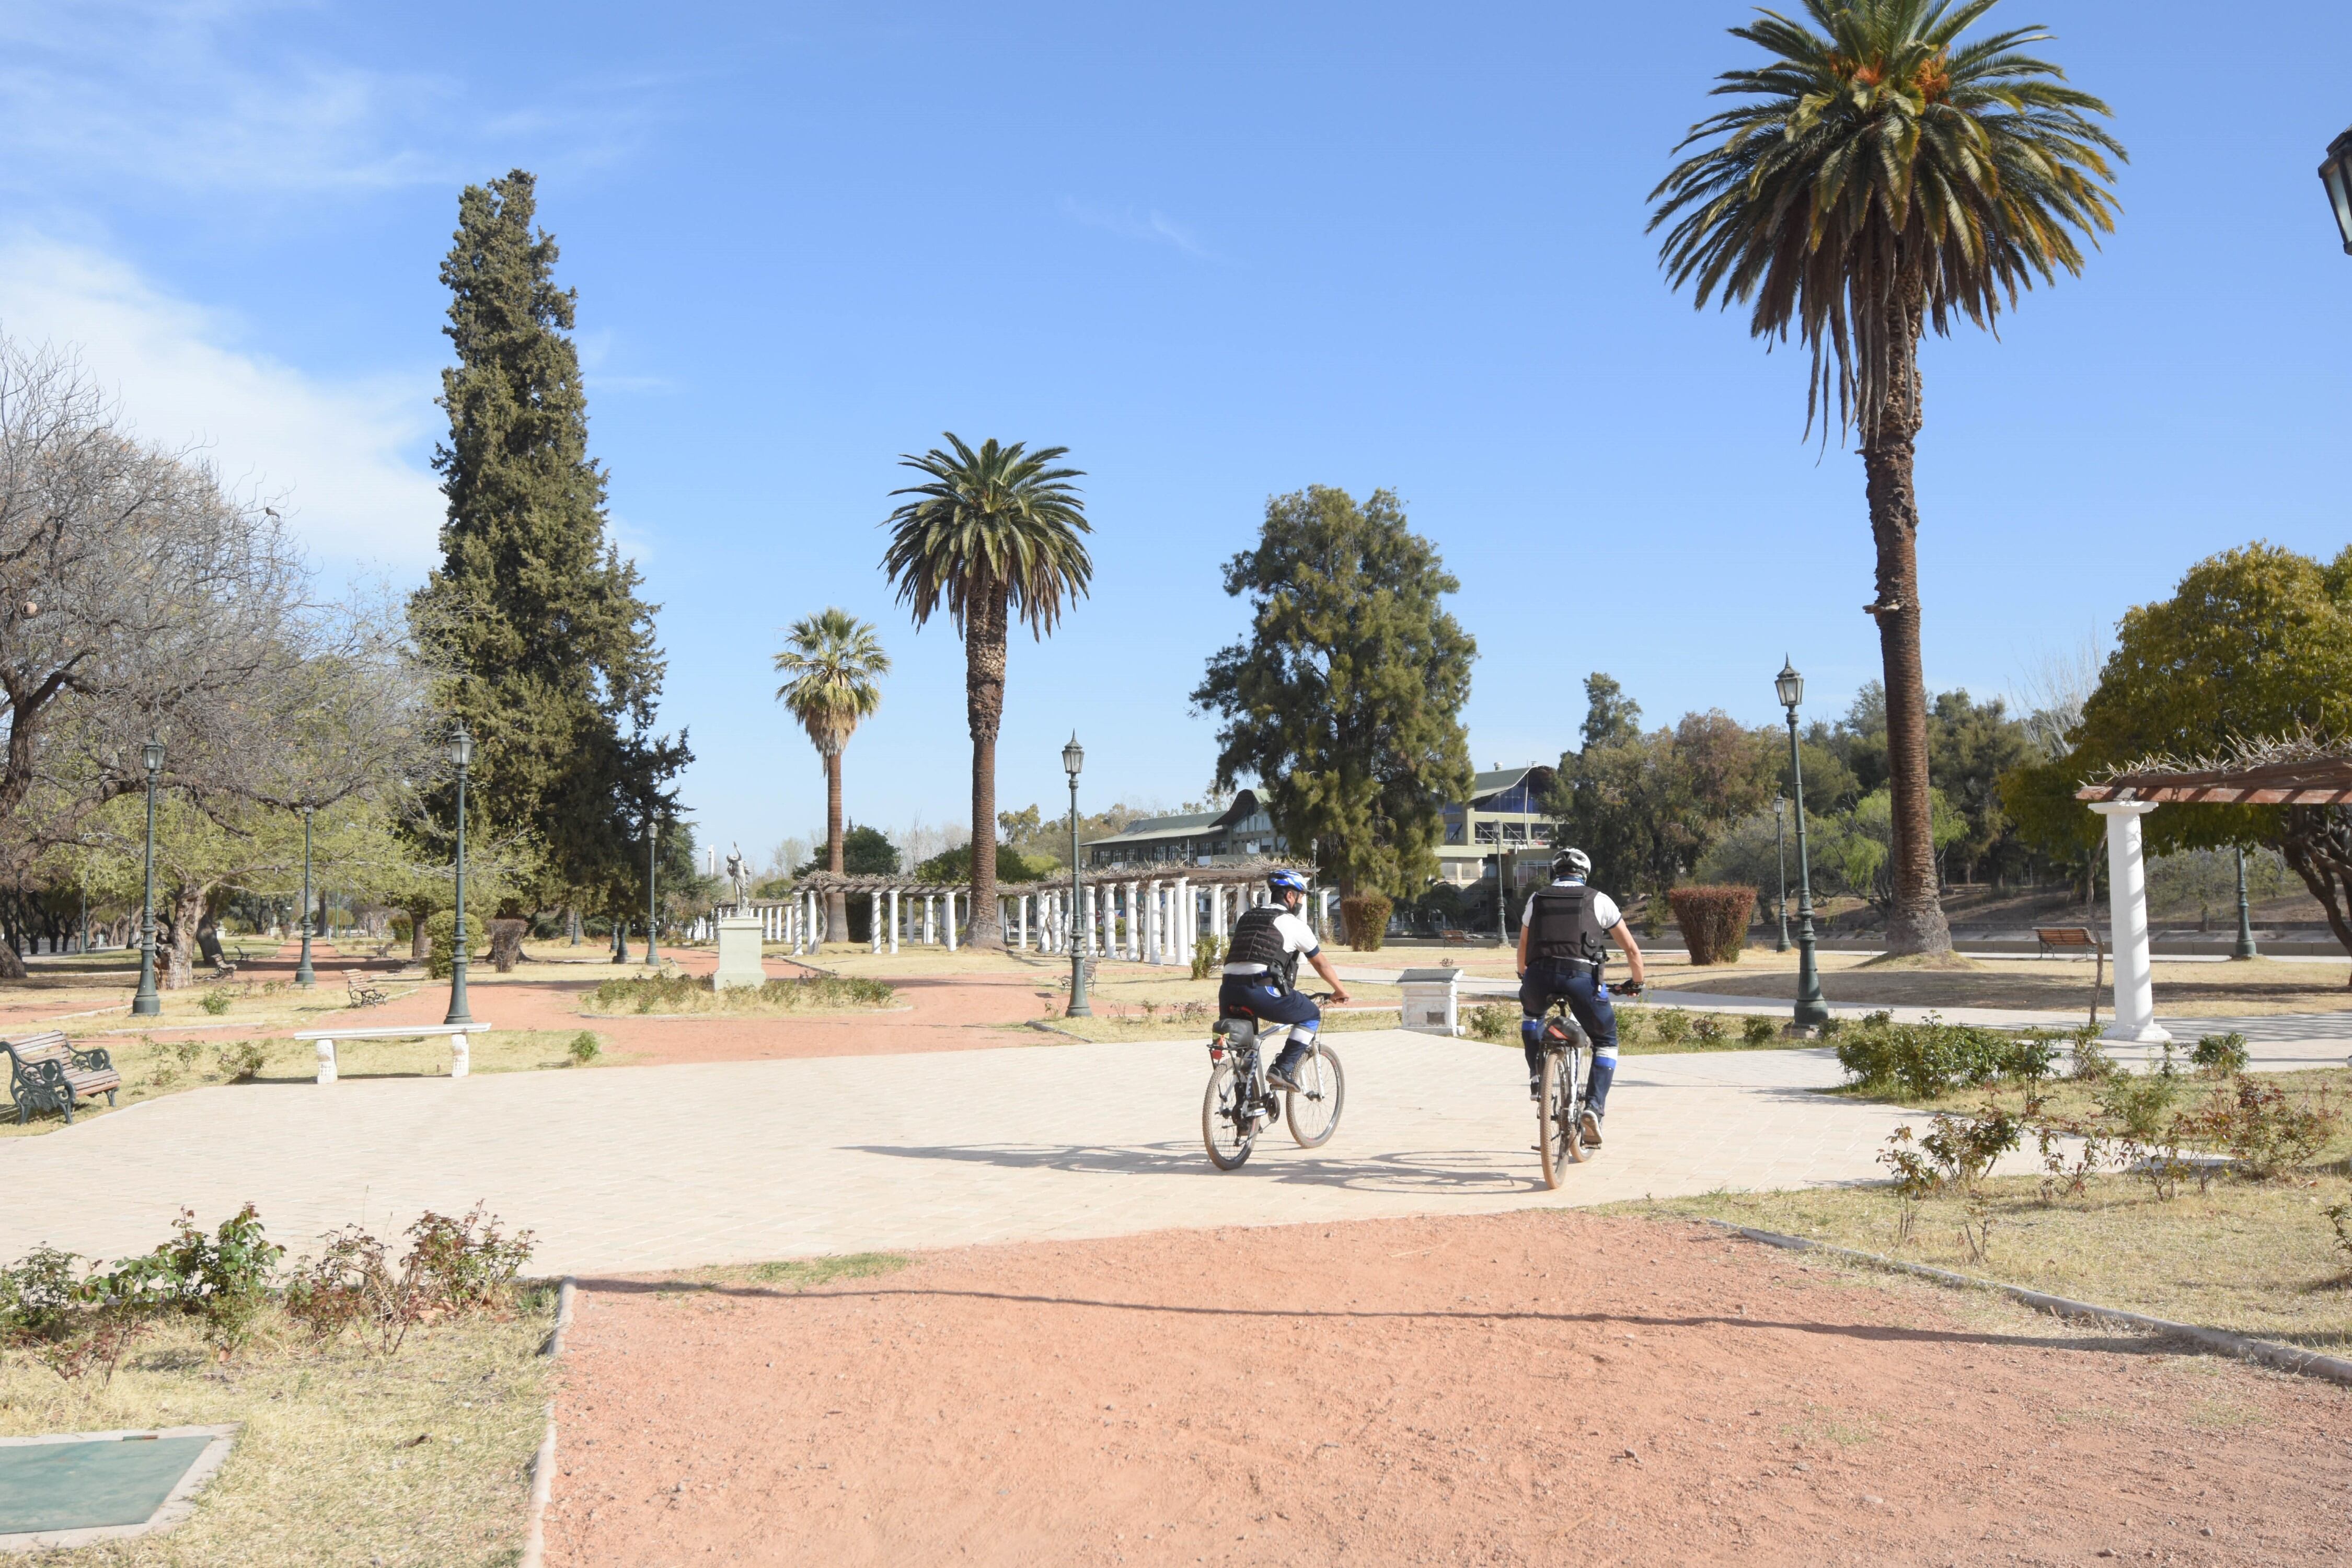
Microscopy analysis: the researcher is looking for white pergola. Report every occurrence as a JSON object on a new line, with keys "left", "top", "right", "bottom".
{"left": 2076, "top": 757, "right": 2352, "bottom": 1044}
{"left": 720, "top": 859, "right": 1336, "bottom": 964}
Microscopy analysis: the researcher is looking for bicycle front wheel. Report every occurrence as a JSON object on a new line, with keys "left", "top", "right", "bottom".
{"left": 1203, "top": 1058, "right": 1257, "bottom": 1171}
{"left": 1538, "top": 1047, "right": 1587, "bottom": 1189}
{"left": 1284, "top": 1041, "right": 1346, "bottom": 1148}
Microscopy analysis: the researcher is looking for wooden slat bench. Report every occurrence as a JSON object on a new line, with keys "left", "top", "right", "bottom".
{"left": 2035, "top": 926, "right": 2108, "bottom": 1027}
{"left": 4, "top": 1030, "right": 122, "bottom": 1124}
{"left": 291, "top": 1022, "right": 494, "bottom": 1084}
{"left": 344, "top": 970, "right": 388, "bottom": 1007}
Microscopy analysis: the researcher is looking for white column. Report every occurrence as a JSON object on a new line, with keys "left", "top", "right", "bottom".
{"left": 1017, "top": 894, "right": 1028, "bottom": 950}
{"left": 945, "top": 891, "right": 959, "bottom": 952}
{"left": 1318, "top": 889, "right": 1333, "bottom": 940}
{"left": 1142, "top": 881, "right": 1158, "bottom": 964}
{"left": 2091, "top": 801, "right": 2170, "bottom": 1044}
{"left": 1175, "top": 876, "right": 1192, "bottom": 966}
{"left": 889, "top": 889, "right": 901, "bottom": 954}
{"left": 1127, "top": 882, "right": 1141, "bottom": 959}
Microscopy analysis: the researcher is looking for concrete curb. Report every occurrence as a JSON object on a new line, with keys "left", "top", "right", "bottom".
{"left": 1708, "top": 1220, "right": 2352, "bottom": 1388}
{"left": 518, "top": 1277, "right": 577, "bottom": 1568}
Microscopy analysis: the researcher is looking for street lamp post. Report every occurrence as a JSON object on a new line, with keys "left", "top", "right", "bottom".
{"left": 296, "top": 806, "right": 317, "bottom": 987}
{"left": 1776, "top": 660, "right": 1829, "bottom": 1030}
{"left": 644, "top": 816, "right": 660, "bottom": 967}
{"left": 443, "top": 723, "right": 476, "bottom": 1027}
{"left": 1773, "top": 795, "right": 1791, "bottom": 953}
{"left": 2320, "top": 128, "right": 2352, "bottom": 254}
{"left": 131, "top": 740, "right": 164, "bottom": 1017}
{"left": 1063, "top": 733, "right": 1090, "bottom": 1017}
{"left": 2232, "top": 846, "right": 2259, "bottom": 960}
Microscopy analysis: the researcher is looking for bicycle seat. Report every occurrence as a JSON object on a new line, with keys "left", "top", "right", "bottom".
{"left": 1213, "top": 1015, "right": 1261, "bottom": 1046}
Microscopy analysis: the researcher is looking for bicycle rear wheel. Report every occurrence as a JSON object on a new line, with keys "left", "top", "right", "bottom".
{"left": 1284, "top": 1041, "right": 1345, "bottom": 1148}
{"left": 1538, "top": 1047, "right": 1588, "bottom": 1189}
{"left": 1202, "top": 1058, "right": 1257, "bottom": 1170}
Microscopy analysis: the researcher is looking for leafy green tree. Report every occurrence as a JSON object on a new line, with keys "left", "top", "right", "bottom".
{"left": 1193, "top": 487, "right": 1475, "bottom": 898}
{"left": 1553, "top": 708, "right": 1777, "bottom": 901}
{"left": 774, "top": 608, "right": 890, "bottom": 941}
{"left": 2026, "top": 544, "right": 2352, "bottom": 966}
{"left": 795, "top": 824, "right": 901, "bottom": 878}
{"left": 1651, "top": 0, "right": 2124, "bottom": 955}
{"left": 1579, "top": 673, "right": 1642, "bottom": 750}
{"left": 408, "top": 168, "right": 686, "bottom": 920}
{"left": 913, "top": 843, "right": 1059, "bottom": 884}
{"left": 882, "top": 435, "right": 1093, "bottom": 950}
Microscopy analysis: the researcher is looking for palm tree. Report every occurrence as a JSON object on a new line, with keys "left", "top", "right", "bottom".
{"left": 881, "top": 435, "right": 1092, "bottom": 951}
{"left": 1649, "top": 0, "right": 2122, "bottom": 954}
{"left": 774, "top": 608, "right": 890, "bottom": 944}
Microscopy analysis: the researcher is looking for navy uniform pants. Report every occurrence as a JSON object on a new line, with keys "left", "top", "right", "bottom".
{"left": 1217, "top": 973, "right": 1319, "bottom": 1069}
{"left": 1518, "top": 959, "right": 1619, "bottom": 1115}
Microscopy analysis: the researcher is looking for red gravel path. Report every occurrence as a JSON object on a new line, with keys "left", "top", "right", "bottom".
{"left": 546, "top": 1209, "right": 2350, "bottom": 1566}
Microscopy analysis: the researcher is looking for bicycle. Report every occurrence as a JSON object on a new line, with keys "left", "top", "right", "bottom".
{"left": 1532, "top": 979, "right": 1638, "bottom": 1190}
{"left": 1202, "top": 996, "right": 1346, "bottom": 1171}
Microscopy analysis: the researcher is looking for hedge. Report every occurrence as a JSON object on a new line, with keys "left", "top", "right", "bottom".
{"left": 1340, "top": 893, "right": 1391, "bottom": 952}
{"left": 1666, "top": 885, "right": 1756, "bottom": 965}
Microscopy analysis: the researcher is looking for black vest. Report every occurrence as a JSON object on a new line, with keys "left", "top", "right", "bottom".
{"left": 1527, "top": 884, "right": 1607, "bottom": 965}
{"left": 1226, "top": 906, "right": 1299, "bottom": 987}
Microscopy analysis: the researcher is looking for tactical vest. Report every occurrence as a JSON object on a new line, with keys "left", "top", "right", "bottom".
{"left": 1527, "top": 884, "right": 1608, "bottom": 966}
{"left": 1225, "top": 906, "right": 1299, "bottom": 987}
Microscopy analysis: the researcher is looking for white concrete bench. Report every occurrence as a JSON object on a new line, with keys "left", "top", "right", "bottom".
{"left": 291, "top": 1022, "right": 494, "bottom": 1084}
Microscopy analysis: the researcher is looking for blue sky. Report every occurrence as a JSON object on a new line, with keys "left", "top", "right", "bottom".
{"left": 6, "top": 0, "right": 2349, "bottom": 863}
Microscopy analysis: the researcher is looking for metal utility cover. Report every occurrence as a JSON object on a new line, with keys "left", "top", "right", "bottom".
{"left": 0, "top": 1426, "right": 237, "bottom": 1550}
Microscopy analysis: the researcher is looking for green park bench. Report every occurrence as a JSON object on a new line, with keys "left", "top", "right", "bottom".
{"left": 343, "top": 969, "right": 387, "bottom": 1007}
{"left": 4, "top": 1030, "right": 122, "bottom": 1124}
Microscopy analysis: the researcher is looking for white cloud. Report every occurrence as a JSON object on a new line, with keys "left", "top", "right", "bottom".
{"left": 0, "top": 233, "right": 444, "bottom": 568}
{"left": 1059, "top": 198, "right": 1214, "bottom": 259}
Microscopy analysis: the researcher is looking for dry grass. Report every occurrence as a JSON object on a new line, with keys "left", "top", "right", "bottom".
{"left": 0, "top": 1030, "right": 621, "bottom": 1141}
{"left": 662, "top": 1252, "right": 913, "bottom": 1296}
{"left": 1045, "top": 1007, "right": 1408, "bottom": 1044}
{"left": 1609, "top": 1173, "right": 2352, "bottom": 1351}
{"left": 0, "top": 1292, "right": 556, "bottom": 1565}
{"left": 1653, "top": 950, "right": 2352, "bottom": 1016}
{"left": 574, "top": 972, "right": 896, "bottom": 1019}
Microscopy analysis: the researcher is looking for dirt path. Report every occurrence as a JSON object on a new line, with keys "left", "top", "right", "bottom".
{"left": 547, "top": 1209, "right": 2349, "bottom": 1567}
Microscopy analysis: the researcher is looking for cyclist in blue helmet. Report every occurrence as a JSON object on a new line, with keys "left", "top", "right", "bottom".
{"left": 1218, "top": 868, "right": 1352, "bottom": 1090}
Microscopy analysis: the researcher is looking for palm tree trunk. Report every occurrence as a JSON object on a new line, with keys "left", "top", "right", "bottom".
{"left": 1861, "top": 312, "right": 1953, "bottom": 956}
{"left": 963, "top": 585, "right": 1009, "bottom": 950}
{"left": 824, "top": 747, "right": 848, "bottom": 944}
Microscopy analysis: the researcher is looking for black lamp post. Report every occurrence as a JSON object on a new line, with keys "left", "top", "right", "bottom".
{"left": 443, "top": 722, "right": 476, "bottom": 1027}
{"left": 131, "top": 739, "right": 164, "bottom": 1017}
{"left": 2321, "top": 128, "right": 2352, "bottom": 254}
{"left": 1773, "top": 794, "right": 1791, "bottom": 953}
{"left": 644, "top": 815, "right": 660, "bottom": 967}
{"left": 2232, "top": 846, "right": 2259, "bottom": 960}
{"left": 1063, "top": 732, "right": 1090, "bottom": 1017}
{"left": 1776, "top": 660, "right": 1829, "bottom": 1030}
{"left": 295, "top": 806, "right": 317, "bottom": 987}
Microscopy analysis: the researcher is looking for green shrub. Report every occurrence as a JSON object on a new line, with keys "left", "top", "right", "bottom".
{"left": 2175, "top": 1077, "right": 2338, "bottom": 1178}
{"left": 2069, "top": 1027, "right": 2118, "bottom": 1082}
{"left": 1651, "top": 1009, "right": 1692, "bottom": 1046}
{"left": 1835, "top": 1017, "right": 2056, "bottom": 1100}
{"left": 1468, "top": 1002, "right": 1517, "bottom": 1043}
{"left": 214, "top": 1041, "right": 267, "bottom": 1082}
{"left": 1690, "top": 1012, "right": 1727, "bottom": 1045}
{"left": 2192, "top": 1031, "right": 2251, "bottom": 1077}
{"left": 568, "top": 1031, "right": 601, "bottom": 1064}
{"left": 1190, "top": 933, "right": 1225, "bottom": 981}
{"left": 1666, "top": 885, "right": 1757, "bottom": 964}
{"left": 95, "top": 1204, "right": 283, "bottom": 1348}
{"left": 1615, "top": 1007, "right": 1649, "bottom": 1045}
{"left": 1741, "top": 1014, "right": 1779, "bottom": 1047}
{"left": 198, "top": 988, "right": 232, "bottom": 1016}
{"left": 1340, "top": 893, "right": 1391, "bottom": 952}
{"left": 587, "top": 972, "right": 895, "bottom": 1013}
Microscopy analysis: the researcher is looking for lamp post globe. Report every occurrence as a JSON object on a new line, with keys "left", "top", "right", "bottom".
{"left": 131, "top": 740, "right": 165, "bottom": 1017}
{"left": 2321, "top": 128, "right": 2352, "bottom": 255}
{"left": 443, "top": 722, "right": 476, "bottom": 1027}
{"left": 1777, "top": 660, "right": 1829, "bottom": 1030}
{"left": 1064, "top": 732, "right": 1090, "bottom": 1018}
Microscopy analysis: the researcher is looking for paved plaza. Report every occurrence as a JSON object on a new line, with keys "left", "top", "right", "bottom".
{"left": 4, "top": 1010, "right": 2346, "bottom": 1276}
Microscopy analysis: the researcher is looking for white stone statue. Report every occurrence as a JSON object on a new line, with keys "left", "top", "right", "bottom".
{"left": 724, "top": 843, "right": 750, "bottom": 910}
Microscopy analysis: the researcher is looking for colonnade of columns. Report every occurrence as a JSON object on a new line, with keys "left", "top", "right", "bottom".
{"left": 727, "top": 872, "right": 1335, "bottom": 965}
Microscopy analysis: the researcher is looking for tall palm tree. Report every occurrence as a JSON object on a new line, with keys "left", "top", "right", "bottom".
{"left": 774, "top": 608, "right": 890, "bottom": 943}
{"left": 1649, "top": 0, "right": 2122, "bottom": 954}
{"left": 881, "top": 435, "right": 1092, "bottom": 951}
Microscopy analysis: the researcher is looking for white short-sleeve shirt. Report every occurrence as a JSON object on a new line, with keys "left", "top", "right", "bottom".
{"left": 1220, "top": 910, "right": 1322, "bottom": 976}
{"left": 1521, "top": 879, "right": 1623, "bottom": 933}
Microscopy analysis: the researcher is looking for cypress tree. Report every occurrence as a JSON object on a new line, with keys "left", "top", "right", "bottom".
{"left": 410, "top": 169, "right": 685, "bottom": 908}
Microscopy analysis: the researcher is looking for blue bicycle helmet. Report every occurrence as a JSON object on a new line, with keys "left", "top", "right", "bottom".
{"left": 1267, "top": 868, "right": 1312, "bottom": 898}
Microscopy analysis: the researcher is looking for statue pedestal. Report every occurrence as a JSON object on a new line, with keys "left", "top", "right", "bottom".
{"left": 714, "top": 915, "right": 767, "bottom": 990}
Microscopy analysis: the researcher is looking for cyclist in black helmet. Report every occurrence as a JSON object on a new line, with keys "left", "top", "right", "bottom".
{"left": 1218, "top": 868, "right": 1353, "bottom": 1091}
{"left": 1516, "top": 847, "right": 1645, "bottom": 1146}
